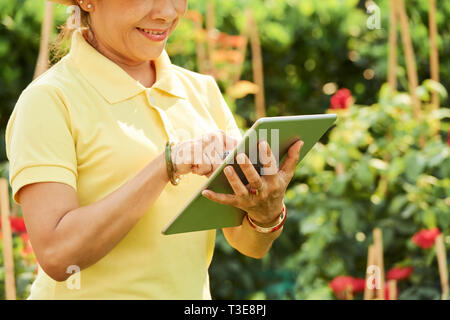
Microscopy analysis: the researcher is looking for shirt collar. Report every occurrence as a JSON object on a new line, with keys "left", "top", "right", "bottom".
{"left": 67, "top": 28, "right": 188, "bottom": 104}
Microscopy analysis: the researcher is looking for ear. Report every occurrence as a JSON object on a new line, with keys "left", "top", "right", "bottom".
{"left": 77, "top": 0, "right": 96, "bottom": 12}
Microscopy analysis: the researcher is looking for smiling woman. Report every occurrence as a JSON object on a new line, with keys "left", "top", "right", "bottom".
{"left": 5, "top": 0, "right": 303, "bottom": 300}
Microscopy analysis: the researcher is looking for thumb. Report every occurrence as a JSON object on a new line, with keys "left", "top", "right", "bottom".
{"left": 279, "top": 140, "right": 304, "bottom": 176}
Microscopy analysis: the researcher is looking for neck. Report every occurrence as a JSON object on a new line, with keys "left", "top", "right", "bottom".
{"left": 82, "top": 29, "right": 157, "bottom": 88}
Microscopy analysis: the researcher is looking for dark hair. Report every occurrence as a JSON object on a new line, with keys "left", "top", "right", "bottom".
{"left": 50, "top": 7, "right": 91, "bottom": 64}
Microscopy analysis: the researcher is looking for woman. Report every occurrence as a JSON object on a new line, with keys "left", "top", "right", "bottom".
{"left": 5, "top": 0, "right": 304, "bottom": 299}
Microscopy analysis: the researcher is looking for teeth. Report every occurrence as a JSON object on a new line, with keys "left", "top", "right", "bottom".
{"left": 138, "top": 28, "right": 164, "bottom": 35}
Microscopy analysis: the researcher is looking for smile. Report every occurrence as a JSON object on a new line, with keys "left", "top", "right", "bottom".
{"left": 136, "top": 27, "right": 168, "bottom": 42}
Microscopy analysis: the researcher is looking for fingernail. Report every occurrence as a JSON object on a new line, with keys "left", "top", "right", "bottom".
{"left": 202, "top": 190, "right": 210, "bottom": 197}
{"left": 224, "top": 166, "right": 232, "bottom": 175}
{"left": 236, "top": 153, "right": 246, "bottom": 164}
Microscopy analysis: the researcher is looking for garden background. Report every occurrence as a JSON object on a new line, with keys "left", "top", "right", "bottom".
{"left": 0, "top": 0, "right": 449, "bottom": 300}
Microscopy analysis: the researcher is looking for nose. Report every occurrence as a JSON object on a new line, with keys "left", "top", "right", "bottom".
{"left": 151, "top": 0, "right": 180, "bottom": 23}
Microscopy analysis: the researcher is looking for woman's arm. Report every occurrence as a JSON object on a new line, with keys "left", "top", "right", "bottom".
{"left": 222, "top": 214, "right": 283, "bottom": 259}
{"left": 20, "top": 130, "right": 231, "bottom": 282}
{"left": 19, "top": 152, "right": 169, "bottom": 282}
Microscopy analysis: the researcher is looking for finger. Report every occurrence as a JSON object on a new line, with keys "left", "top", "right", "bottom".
{"left": 192, "top": 152, "right": 213, "bottom": 176}
{"left": 224, "top": 134, "right": 239, "bottom": 151}
{"left": 202, "top": 189, "right": 236, "bottom": 206}
{"left": 235, "top": 153, "right": 263, "bottom": 189}
{"left": 223, "top": 165, "right": 249, "bottom": 197}
{"left": 279, "top": 140, "right": 304, "bottom": 182}
{"left": 203, "top": 130, "right": 231, "bottom": 164}
{"left": 258, "top": 140, "right": 278, "bottom": 176}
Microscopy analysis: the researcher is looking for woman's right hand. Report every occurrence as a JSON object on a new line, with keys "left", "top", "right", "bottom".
{"left": 171, "top": 130, "right": 238, "bottom": 178}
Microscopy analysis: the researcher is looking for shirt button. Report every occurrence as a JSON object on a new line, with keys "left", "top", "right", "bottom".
{"left": 148, "top": 95, "right": 156, "bottom": 105}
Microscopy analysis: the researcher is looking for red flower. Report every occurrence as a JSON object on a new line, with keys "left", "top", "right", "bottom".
{"left": 412, "top": 227, "right": 441, "bottom": 249}
{"left": 329, "top": 276, "right": 365, "bottom": 299}
{"left": 352, "top": 278, "right": 366, "bottom": 292}
{"left": 20, "top": 232, "right": 29, "bottom": 243}
{"left": 387, "top": 266, "right": 413, "bottom": 281}
{"left": 330, "top": 88, "right": 354, "bottom": 110}
{"left": 10, "top": 216, "right": 27, "bottom": 234}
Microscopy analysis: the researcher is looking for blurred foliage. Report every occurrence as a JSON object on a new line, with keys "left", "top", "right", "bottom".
{"left": 168, "top": 0, "right": 450, "bottom": 125}
{"left": 0, "top": 0, "right": 449, "bottom": 300}
{"left": 210, "top": 82, "right": 450, "bottom": 300}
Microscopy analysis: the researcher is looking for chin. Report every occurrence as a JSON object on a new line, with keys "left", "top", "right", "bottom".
{"left": 134, "top": 45, "right": 165, "bottom": 62}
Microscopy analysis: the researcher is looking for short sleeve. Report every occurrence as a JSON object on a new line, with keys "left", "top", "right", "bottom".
{"left": 204, "top": 76, "right": 243, "bottom": 141}
{"left": 5, "top": 85, "right": 78, "bottom": 205}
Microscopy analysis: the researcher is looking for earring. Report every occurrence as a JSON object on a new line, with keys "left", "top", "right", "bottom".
{"left": 87, "top": 3, "right": 92, "bottom": 9}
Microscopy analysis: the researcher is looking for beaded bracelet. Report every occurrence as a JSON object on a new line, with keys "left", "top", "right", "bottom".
{"left": 165, "top": 141, "right": 180, "bottom": 186}
{"left": 246, "top": 203, "right": 287, "bottom": 234}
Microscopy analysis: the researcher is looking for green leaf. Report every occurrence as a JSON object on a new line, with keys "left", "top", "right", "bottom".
{"left": 339, "top": 207, "right": 358, "bottom": 235}
{"left": 404, "top": 151, "right": 427, "bottom": 182}
{"left": 388, "top": 195, "right": 408, "bottom": 215}
{"left": 422, "top": 79, "right": 448, "bottom": 100}
{"left": 422, "top": 210, "right": 437, "bottom": 228}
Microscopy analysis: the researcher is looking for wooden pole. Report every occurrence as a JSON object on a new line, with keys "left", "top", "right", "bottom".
{"left": 345, "top": 286, "right": 354, "bottom": 300}
{"left": 34, "top": 1, "right": 54, "bottom": 79}
{"left": 388, "top": 0, "right": 398, "bottom": 93}
{"left": 435, "top": 234, "right": 449, "bottom": 300}
{"left": 373, "top": 228, "right": 385, "bottom": 300}
{"left": 396, "top": 0, "right": 421, "bottom": 119}
{"left": 428, "top": 0, "right": 440, "bottom": 108}
{"left": 387, "top": 279, "right": 398, "bottom": 300}
{"left": 246, "top": 10, "right": 266, "bottom": 120}
{"left": 364, "top": 244, "right": 376, "bottom": 300}
{"left": 205, "top": 1, "right": 216, "bottom": 77}
{"left": 0, "top": 178, "right": 16, "bottom": 300}
{"left": 188, "top": 11, "right": 208, "bottom": 74}
{"left": 231, "top": 36, "right": 249, "bottom": 85}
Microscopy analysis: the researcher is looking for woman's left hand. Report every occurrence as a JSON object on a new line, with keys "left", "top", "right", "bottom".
{"left": 202, "top": 139, "right": 304, "bottom": 226}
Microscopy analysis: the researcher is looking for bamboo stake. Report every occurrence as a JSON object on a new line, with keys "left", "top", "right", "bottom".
{"left": 396, "top": 0, "right": 421, "bottom": 119}
{"left": 246, "top": 10, "right": 266, "bottom": 120}
{"left": 0, "top": 178, "right": 16, "bottom": 300}
{"left": 373, "top": 228, "right": 385, "bottom": 300}
{"left": 205, "top": 1, "right": 216, "bottom": 77}
{"left": 364, "top": 245, "right": 376, "bottom": 300}
{"left": 231, "top": 36, "right": 249, "bottom": 85}
{"left": 189, "top": 12, "right": 208, "bottom": 74}
{"left": 435, "top": 234, "right": 449, "bottom": 300}
{"left": 388, "top": 0, "right": 398, "bottom": 93}
{"left": 345, "top": 286, "right": 354, "bottom": 300}
{"left": 387, "top": 279, "right": 398, "bottom": 300}
{"left": 34, "top": 1, "right": 54, "bottom": 80}
{"left": 428, "top": 0, "right": 440, "bottom": 108}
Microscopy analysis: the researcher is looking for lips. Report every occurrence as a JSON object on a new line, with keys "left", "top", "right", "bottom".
{"left": 136, "top": 27, "right": 169, "bottom": 42}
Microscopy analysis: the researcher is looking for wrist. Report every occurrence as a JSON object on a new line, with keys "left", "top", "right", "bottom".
{"left": 246, "top": 204, "right": 287, "bottom": 234}
{"left": 247, "top": 204, "right": 284, "bottom": 226}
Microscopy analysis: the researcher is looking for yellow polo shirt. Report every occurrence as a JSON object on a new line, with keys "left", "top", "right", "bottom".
{"left": 5, "top": 28, "right": 241, "bottom": 299}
